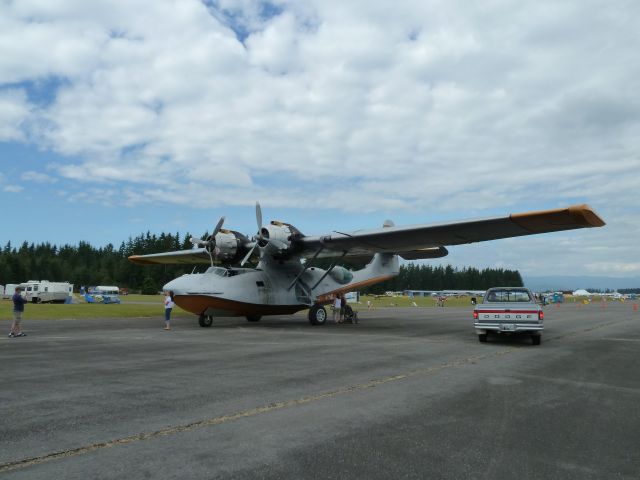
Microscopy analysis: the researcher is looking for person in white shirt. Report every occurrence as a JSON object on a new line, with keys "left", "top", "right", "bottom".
{"left": 164, "top": 291, "right": 175, "bottom": 330}
{"left": 333, "top": 295, "right": 342, "bottom": 324}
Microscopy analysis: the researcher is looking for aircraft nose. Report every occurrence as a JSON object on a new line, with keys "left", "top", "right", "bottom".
{"left": 163, "top": 278, "right": 184, "bottom": 295}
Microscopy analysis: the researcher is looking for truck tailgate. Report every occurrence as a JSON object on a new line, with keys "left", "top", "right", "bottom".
{"left": 475, "top": 303, "right": 540, "bottom": 322}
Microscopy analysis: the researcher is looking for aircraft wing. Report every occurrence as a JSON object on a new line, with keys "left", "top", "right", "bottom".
{"left": 128, "top": 248, "right": 213, "bottom": 265}
{"left": 300, "top": 204, "right": 605, "bottom": 258}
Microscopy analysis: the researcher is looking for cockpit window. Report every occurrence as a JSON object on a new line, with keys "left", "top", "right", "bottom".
{"left": 205, "top": 267, "right": 228, "bottom": 276}
{"left": 204, "top": 267, "right": 253, "bottom": 276}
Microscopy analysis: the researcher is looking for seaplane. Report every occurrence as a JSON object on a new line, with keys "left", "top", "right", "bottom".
{"left": 128, "top": 203, "right": 604, "bottom": 327}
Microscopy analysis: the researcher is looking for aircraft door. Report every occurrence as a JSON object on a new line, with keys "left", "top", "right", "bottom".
{"left": 256, "top": 277, "right": 273, "bottom": 305}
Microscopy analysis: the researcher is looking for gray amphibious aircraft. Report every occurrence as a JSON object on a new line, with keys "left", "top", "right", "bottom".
{"left": 129, "top": 203, "right": 604, "bottom": 326}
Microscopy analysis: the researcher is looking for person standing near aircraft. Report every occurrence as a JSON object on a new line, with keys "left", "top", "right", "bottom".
{"left": 164, "top": 290, "right": 175, "bottom": 330}
{"left": 9, "top": 286, "right": 27, "bottom": 338}
{"left": 333, "top": 295, "right": 342, "bottom": 324}
{"left": 340, "top": 294, "right": 347, "bottom": 323}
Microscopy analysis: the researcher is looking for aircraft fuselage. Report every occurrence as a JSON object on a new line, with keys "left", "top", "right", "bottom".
{"left": 163, "top": 253, "right": 399, "bottom": 317}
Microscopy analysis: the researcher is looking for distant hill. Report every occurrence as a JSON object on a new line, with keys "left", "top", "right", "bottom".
{"left": 523, "top": 275, "right": 640, "bottom": 292}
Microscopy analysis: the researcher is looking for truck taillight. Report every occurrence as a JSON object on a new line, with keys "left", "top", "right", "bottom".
{"left": 473, "top": 311, "right": 478, "bottom": 320}
{"left": 538, "top": 311, "right": 544, "bottom": 320}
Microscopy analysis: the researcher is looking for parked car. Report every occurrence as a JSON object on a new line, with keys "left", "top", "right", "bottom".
{"left": 473, "top": 287, "right": 543, "bottom": 345}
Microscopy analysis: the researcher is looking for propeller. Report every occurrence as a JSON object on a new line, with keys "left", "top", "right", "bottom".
{"left": 239, "top": 243, "right": 256, "bottom": 266}
{"left": 210, "top": 216, "right": 225, "bottom": 244}
{"left": 255, "top": 201, "right": 262, "bottom": 233}
{"left": 190, "top": 216, "right": 225, "bottom": 266}
{"left": 240, "top": 202, "right": 262, "bottom": 266}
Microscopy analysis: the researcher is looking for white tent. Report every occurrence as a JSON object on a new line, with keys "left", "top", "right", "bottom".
{"left": 572, "top": 289, "right": 591, "bottom": 296}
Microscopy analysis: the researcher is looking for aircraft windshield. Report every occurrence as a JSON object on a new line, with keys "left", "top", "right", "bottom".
{"left": 205, "top": 267, "right": 228, "bottom": 276}
{"left": 203, "top": 267, "right": 253, "bottom": 276}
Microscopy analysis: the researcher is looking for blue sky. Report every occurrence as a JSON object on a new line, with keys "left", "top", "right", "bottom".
{"left": 1, "top": 0, "right": 639, "bottom": 276}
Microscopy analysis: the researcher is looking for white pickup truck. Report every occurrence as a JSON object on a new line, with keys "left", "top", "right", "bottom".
{"left": 473, "top": 287, "right": 543, "bottom": 345}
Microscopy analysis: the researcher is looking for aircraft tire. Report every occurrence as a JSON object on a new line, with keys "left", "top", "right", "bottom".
{"left": 308, "top": 304, "right": 327, "bottom": 326}
{"left": 246, "top": 315, "right": 262, "bottom": 322}
{"left": 199, "top": 314, "right": 213, "bottom": 328}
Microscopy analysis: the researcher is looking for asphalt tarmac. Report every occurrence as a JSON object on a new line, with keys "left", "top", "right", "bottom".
{"left": 1, "top": 301, "right": 639, "bottom": 479}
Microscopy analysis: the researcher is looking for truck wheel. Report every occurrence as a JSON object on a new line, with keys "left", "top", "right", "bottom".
{"left": 198, "top": 314, "right": 213, "bottom": 327}
{"left": 308, "top": 304, "right": 327, "bottom": 326}
{"left": 532, "top": 334, "right": 541, "bottom": 346}
{"left": 246, "top": 315, "right": 262, "bottom": 322}
{"left": 478, "top": 333, "right": 488, "bottom": 343}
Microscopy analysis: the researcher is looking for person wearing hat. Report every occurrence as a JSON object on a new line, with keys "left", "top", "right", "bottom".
{"left": 9, "top": 286, "right": 27, "bottom": 338}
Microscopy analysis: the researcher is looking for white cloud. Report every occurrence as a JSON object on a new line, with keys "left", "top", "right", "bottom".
{"left": 3, "top": 185, "right": 24, "bottom": 193}
{"left": 0, "top": 0, "right": 639, "bottom": 275}
{"left": 0, "top": 90, "right": 32, "bottom": 141}
{"left": 21, "top": 171, "right": 58, "bottom": 183}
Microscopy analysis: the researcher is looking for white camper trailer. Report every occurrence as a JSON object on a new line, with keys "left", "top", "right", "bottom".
{"left": 22, "top": 280, "right": 74, "bottom": 303}
{"left": 3, "top": 284, "right": 19, "bottom": 299}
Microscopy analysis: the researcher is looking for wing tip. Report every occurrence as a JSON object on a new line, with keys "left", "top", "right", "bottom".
{"left": 567, "top": 204, "right": 606, "bottom": 227}
{"left": 128, "top": 255, "right": 156, "bottom": 265}
{"left": 511, "top": 203, "right": 605, "bottom": 232}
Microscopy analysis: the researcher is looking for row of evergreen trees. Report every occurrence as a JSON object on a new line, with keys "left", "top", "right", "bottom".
{"left": 614, "top": 288, "right": 639, "bottom": 294}
{"left": 362, "top": 263, "right": 523, "bottom": 294}
{"left": 0, "top": 233, "right": 522, "bottom": 294}
{"left": 0, "top": 233, "right": 194, "bottom": 294}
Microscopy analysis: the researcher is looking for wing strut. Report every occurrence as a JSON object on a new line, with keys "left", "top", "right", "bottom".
{"left": 287, "top": 246, "right": 325, "bottom": 291}
{"left": 311, "top": 251, "right": 348, "bottom": 291}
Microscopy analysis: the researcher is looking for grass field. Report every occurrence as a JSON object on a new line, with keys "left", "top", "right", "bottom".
{"left": 0, "top": 293, "right": 475, "bottom": 320}
{"left": 0, "top": 294, "right": 187, "bottom": 320}
{"left": 1, "top": 293, "right": 627, "bottom": 321}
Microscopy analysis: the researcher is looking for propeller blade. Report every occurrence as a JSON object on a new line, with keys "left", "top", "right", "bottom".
{"left": 190, "top": 236, "right": 207, "bottom": 248}
{"left": 211, "top": 216, "right": 225, "bottom": 239}
{"left": 255, "top": 202, "right": 262, "bottom": 230}
{"left": 240, "top": 243, "right": 257, "bottom": 266}
{"left": 268, "top": 239, "right": 288, "bottom": 251}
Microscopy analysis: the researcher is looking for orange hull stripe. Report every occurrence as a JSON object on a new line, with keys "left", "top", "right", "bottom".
{"left": 175, "top": 295, "right": 304, "bottom": 316}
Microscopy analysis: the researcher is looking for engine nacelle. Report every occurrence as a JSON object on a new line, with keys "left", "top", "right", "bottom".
{"left": 258, "top": 222, "right": 293, "bottom": 249}
{"left": 259, "top": 222, "right": 293, "bottom": 248}
{"left": 212, "top": 231, "right": 248, "bottom": 262}
{"left": 255, "top": 221, "right": 305, "bottom": 260}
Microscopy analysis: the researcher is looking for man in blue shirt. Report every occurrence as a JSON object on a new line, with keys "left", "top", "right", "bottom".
{"left": 9, "top": 286, "right": 27, "bottom": 338}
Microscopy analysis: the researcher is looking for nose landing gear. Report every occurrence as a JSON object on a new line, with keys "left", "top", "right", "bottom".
{"left": 198, "top": 313, "right": 213, "bottom": 327}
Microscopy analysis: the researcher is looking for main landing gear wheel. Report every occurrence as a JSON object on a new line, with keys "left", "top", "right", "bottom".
{"left": 198, "top": 314, "right": 213, "bottom": 327}
{"left": 308, "top": 304, "right": 327, "bottom": 326}
{"left": 246, "top": 315, "right": 262, "bottom": 322}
